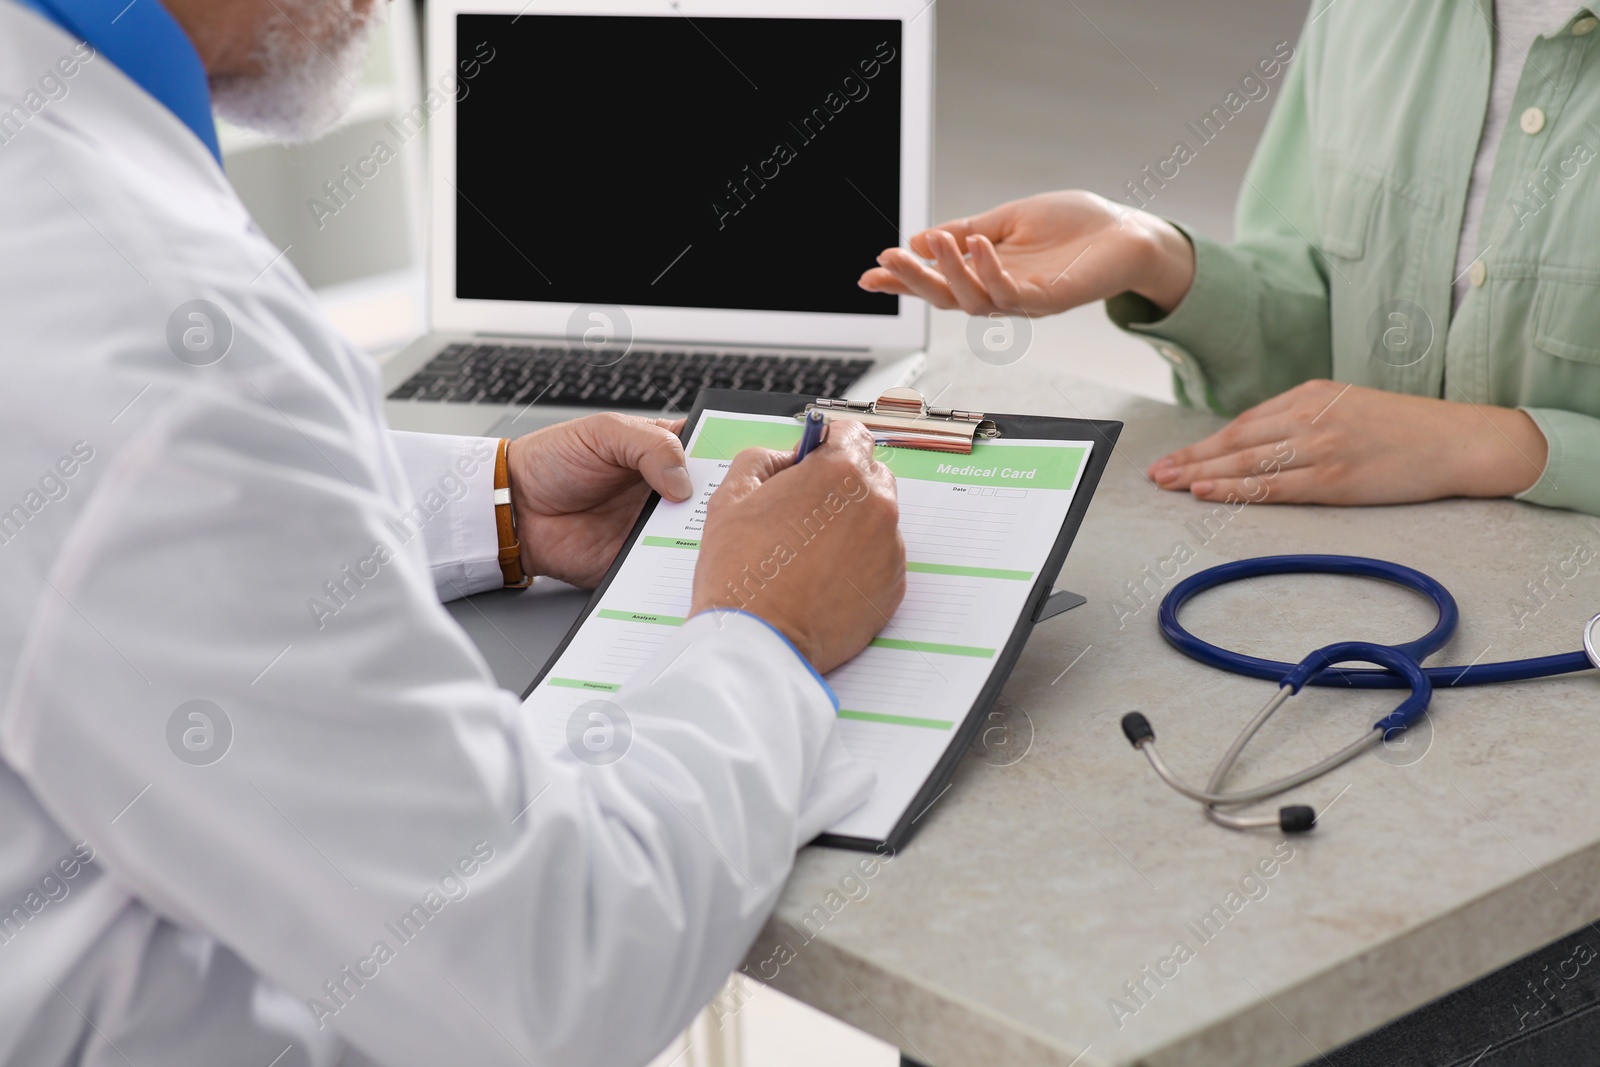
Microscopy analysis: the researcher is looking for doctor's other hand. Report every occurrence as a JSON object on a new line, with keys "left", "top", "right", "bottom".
{"left": 858, "top": 191, "right": 1196, "bottom": 317}
{"left": 1145, "top": 380, "right": 1549, "bottom": 506}
{"left": 690, "top": 421, "right": 905, "bottom": 675}
{"left": 506, "top": 413, "right": 691, "bottom": 587}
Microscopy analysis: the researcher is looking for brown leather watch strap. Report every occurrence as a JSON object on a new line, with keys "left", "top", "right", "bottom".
{"left": 494, "top": 438, "right": 531, "bottom": 589}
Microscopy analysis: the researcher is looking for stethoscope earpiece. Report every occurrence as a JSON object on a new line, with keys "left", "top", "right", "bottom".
{"left": 1120, "top": 711, "right": 1154, "bottom": 747}
{"left": 1277, "top": 806, "right": 1316, "bottom": 834}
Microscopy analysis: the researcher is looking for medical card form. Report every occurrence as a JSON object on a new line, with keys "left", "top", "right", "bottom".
{"left": 522, "top": 408, "right": 1100, "bottom": 846}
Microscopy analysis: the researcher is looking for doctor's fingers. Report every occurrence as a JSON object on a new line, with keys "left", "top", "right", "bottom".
{"left": 707, "top": 425, "right": 889, "bottom": 518}
{"left": 712, "top": 446, "right": 795, "bottom": 507}
{"left": 1151, "top": 438, "right": 1304, "bottom": 492}
{"left": 586, "top": 412, "right": 693, "bottom": 500}
{"left": 810, "top": 421, "right": 895, "bottom": 495}
{"left": 762, "top": 422, "right": 894, "bottom": 505}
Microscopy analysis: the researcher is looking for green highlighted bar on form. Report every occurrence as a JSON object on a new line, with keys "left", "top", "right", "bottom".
{"left": 597, "top": 609, "right": 685, "bottom": 626}
{"left": 838, "top": 710, "right": 953, "bottom": 730}
{"left": 547, "top": 677, "right": 620, "bottom": 692}
{"left": 690, "top": 417, "right": 803, "bottom": 460}
{"left": 868, "top": 637, "right": 995, "bottom": 658}
{"left": 642, "top": 536, "right": 701, "bottom": 550}
{"left": 906, "top": 561, "right": 1032, "bottom": 581}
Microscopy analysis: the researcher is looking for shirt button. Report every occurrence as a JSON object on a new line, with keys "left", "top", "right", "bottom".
{"left": 1470, "top": 260, "right": 1488, "bottom": 288}
{"left": 1521, "top": 106, "right": 1547, "bottom": 134}
{"left": 1573, "top": 16, "right": 1598, "bottom": 35}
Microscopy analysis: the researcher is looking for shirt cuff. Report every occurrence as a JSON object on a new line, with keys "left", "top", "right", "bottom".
{"left": 1105, "top": 225, "right": 1254, "bottom": 414}
{"left": 387, "top": 430, "right": 503, "bottom": 600}
{"left": 1514, "top": 407, "right": 1600, "bottom": 517}
{"left": 689, "top": 608, "right": 839, "bottom": 710}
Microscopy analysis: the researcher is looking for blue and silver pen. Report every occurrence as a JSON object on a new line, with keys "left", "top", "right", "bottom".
{"left": 794, "top": 408, "right": 827, "bottom": 461}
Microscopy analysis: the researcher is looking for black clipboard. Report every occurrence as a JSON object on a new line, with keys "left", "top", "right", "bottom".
{"left": 522, "top": 388, "right": 1122, "bottom": 853}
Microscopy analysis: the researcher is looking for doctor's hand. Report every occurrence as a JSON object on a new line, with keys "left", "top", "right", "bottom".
{"left": 506, "top": 413, "right": 691, "bottom": 587}
{"left": 858, "top": 191, "right": 1196, "bottom": 316}
{"left": 690, "top": 422, "right": 905, "bottom": 675}
{"left": 1145, "top": 381, "right": 1549, "bottom": 506}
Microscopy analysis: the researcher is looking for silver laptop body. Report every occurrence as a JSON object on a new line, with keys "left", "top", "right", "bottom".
{"left": 384, "top": 0, "right": 935, "bottom": 438}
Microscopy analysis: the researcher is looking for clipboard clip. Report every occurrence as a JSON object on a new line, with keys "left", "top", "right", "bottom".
{"left": 799, "top": 387, "right": 1001, "bottom": 454}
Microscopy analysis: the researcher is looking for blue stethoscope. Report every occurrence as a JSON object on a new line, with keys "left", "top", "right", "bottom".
{"left": 1121, "top": 555, "right": 1600, "bottom": 833}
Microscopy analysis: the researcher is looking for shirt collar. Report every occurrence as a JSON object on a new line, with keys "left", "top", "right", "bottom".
{"left": 15, "top": 0, "right": 221, "bottom": 163}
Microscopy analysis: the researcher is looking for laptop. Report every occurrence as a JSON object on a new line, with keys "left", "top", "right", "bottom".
{"left": 384, "top": 0, "right": 935, "bottom": 438}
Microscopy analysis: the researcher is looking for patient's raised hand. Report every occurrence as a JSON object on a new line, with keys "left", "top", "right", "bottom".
{"left": 859, "top": 190, "right": 1194, "bottom": 318}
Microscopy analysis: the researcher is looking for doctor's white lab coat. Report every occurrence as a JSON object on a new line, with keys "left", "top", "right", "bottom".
{"left": 0, "top": 6, "right": 872, "bottom": 1066}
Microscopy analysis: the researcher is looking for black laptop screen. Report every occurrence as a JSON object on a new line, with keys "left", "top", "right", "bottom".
{"left": 453, "top": 14, "right": 902, "bottom": 317}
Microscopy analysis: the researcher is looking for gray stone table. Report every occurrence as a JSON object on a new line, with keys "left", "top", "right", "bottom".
{"left": 451, "top": 367, "right": 1600, "bottom": 1067}
{"left": 736, "top": 370, "right": 1600, "bottom": 1067}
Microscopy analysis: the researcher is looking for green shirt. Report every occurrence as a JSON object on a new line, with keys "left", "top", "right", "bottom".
{"left": 1107, "top": 1, "right": 1600, "bottom": 516}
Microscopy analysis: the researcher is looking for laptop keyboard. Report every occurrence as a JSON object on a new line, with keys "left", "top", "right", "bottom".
{"left": 386, "top": 343, "right": 875, "bottom": 411}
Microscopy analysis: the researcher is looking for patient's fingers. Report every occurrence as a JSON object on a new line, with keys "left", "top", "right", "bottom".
{"left": 1151, "top": 413, "right": 1296, "bottom": 475}
{"left": 870, "top": 247, "right": 960, "bottom": 308}
{"left": 927, "top": 230, "right": 996, "bottom": 314}
{"left": 858, "top": 266, "right": 915, "bottom": 295}
{"left": 967, "top": 234, "right": 1027, "bottom": 313}
{"left": 910, "top": 217, "right": 974, "bottom": 258}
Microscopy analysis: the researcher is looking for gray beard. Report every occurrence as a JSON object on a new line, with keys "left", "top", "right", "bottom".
{"left": 210, "top": 0, "right": 384, "bottom": 144}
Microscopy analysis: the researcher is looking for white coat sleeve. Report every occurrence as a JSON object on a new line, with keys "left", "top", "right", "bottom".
{"left": 1, "top": 308, "right": 872, "bottom": 1067}
{"left": 385, "top": 429, "right": 502, "bottom": 601}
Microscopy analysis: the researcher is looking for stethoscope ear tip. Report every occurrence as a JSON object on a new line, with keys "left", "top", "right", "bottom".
{"left": 1279, "top": 805, "right": 1317, "bottom": 834}
{"left": 1121, "top": 712, "right": 1155, "bottom": 747}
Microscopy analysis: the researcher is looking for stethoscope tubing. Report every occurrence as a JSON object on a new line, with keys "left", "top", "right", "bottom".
{"left": 1158, "top": 554, "right": 1594, "bottom": 688}
{"left": 1133, "top": 554, "right": 1596, "bottom": 833}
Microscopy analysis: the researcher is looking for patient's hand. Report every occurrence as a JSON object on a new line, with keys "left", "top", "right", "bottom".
{"left": 859, "top": 191, "right": 1195, "bottom": 316}
{"left": 506, "top": 413, "right": 692, "bottom": 587}
{"left": 1146, "top": 381, "right": 1549, "bottom": 505}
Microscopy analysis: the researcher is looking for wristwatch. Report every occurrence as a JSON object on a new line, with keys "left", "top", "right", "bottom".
{"left": 494, "top": 438, "right": 531, "bottom": 588}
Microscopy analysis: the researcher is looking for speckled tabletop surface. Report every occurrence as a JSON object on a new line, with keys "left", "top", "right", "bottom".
{"left": 738, "top": 351, "right": 1600, "bottom": 1066}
